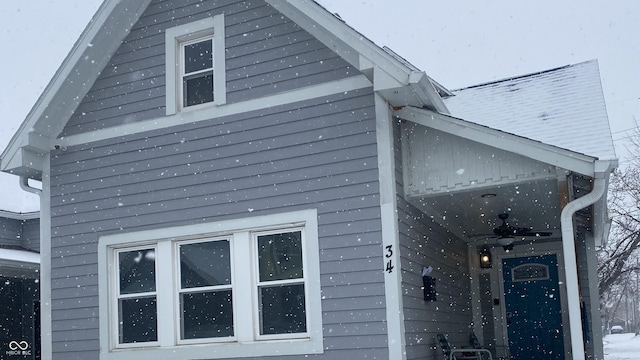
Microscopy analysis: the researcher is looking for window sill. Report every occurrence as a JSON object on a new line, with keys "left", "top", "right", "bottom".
{"left": 101, "top": 337, "right": 324, "bottom": 360}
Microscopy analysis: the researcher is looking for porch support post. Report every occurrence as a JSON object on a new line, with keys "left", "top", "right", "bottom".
{"left": 375, "top": 93, "right": 406, "bottom": 360}
{"left": 560, "top": 161, "right": 611, "bottom": 360}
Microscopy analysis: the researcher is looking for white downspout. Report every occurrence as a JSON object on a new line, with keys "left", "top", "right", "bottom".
{"left": 22, "top": 170, "right": 52, "bottom": 360}
{"left": 20, "top": 176, "right": 41, "bottom": 195}
{"left": 560, "top": 160, "right": 612, "bottom": 360}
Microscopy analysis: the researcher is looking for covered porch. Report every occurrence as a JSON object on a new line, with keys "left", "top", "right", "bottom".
{"left": 394, "top": 107, "right": 615, "bottom": 359}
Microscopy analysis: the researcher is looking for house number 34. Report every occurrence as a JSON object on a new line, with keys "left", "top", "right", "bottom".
{"left": 385, "top": 245, "right": 394, "bottom": 273}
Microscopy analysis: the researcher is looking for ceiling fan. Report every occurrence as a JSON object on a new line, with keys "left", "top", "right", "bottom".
{"left": 491, "top": 213, "right": 552, "bottom": 248}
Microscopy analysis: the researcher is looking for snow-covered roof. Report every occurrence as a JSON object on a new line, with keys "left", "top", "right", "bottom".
{"left": 444, "top": 60, "right": 617, "bottom": 161}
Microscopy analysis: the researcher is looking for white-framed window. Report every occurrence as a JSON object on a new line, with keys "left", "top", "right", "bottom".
{"left": 165, "top": 15, "right": 226, "bottom": 115}
{"left": 115, "top": 246, "right": 159, "bottom": 346}
{"left": 254, "top": 229, "right": 308, "bottom": 339}
{"left": 177, "top": 237, "right": 234, "bottom": 342}
{"left": 98, "top": 209, "right": 323, "bottom": 360}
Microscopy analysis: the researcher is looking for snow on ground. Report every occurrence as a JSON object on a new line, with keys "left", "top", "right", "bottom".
{"left": 604, "top": 333, "right": 640, "bottom": 360}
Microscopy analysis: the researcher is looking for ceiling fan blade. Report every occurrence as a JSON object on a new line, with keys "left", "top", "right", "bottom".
{"left": 520, "top": 231, "right": 553, "bottom": 237}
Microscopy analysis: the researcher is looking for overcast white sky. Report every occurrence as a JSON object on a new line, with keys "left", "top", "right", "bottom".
{"left": 1, "top": 0, "right": 639, "bottom": 212}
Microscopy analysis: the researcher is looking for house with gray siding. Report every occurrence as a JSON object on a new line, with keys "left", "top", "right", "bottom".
{"left": 1, "top": 1, "right": 617, "bottom": 359}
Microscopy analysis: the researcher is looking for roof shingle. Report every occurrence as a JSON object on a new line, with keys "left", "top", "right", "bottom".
{"left": 444, "top": 60, "right": 617, "bottom": 161}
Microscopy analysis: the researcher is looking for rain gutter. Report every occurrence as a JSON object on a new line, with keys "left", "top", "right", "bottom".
{"left": 560, "top": 159, "right": 614, "bottom": 360}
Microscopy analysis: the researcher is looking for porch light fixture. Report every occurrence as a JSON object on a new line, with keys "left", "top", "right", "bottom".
{"left": 479, "top": 248, "right": 492, "bottom": 268}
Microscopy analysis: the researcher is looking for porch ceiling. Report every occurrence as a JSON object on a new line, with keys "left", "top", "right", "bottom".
{"left": 406, "top": 177, "right": 563, "bottom": 245}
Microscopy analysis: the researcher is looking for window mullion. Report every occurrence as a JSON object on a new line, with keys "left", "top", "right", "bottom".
{"left": 232, "top": 231, "right": 253, "bottom": 342}
{"left": 156, "top": 240, "right": 175, "bottom": 346}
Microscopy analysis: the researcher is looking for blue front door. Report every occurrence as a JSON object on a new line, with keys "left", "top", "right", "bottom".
{"left": 502, "top": 254, "right": 564, "bottom": 359}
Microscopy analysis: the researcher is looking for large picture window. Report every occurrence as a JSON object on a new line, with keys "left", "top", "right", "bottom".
{"left": 165, "top": 15, "right": 226, "bottom": 115}
{"left": 99, "top": 210, "right": 322, "bottom": 360}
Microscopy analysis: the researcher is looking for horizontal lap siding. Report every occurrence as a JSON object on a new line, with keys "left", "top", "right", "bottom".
{"left": 394, "top": 122, "right": 473, "bottom": 360}
{"left": 62, "top": 0, "right": 356, "bottom": 136}
{"left": 50, "top": 89, "right": 388, "bottom": 359}
{"left": 21, "top": 219, "right": 40, "bottom": 252}
{"left": 0, "top": 217, "right": 21, "bottom": 247}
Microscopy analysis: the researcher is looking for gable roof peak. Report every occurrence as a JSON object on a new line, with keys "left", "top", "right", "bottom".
{"left": 2, "top": 0, "right": 448, "bottom": 180}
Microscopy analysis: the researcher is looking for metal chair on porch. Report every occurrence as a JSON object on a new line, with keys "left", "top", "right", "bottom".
{"left": 436, "top": 333, "right": 493, "bottom": 360}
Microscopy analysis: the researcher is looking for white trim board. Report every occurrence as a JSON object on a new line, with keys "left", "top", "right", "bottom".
{"left": 56, "top": 75, "right": 372, "bottom": 148}
{"left": 375, "top": 94, "right": 406, "bottom": 360}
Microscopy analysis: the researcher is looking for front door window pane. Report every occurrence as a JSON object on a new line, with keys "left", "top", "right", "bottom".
{"left": 181, "top": 290, "right": 233, "bottom": 339}
{"left": 119, "top": 297, "right": 158, "bottom": 343}
{"left": 260, "top": 284, "right": 306, "bottom": 335}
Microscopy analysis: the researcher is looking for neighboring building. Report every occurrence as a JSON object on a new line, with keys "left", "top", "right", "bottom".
{"left": 0, "top": 210, "right": 40, "bottom": 359}
{"left": 0, "top": 1, "right": 617, "bottom": 360}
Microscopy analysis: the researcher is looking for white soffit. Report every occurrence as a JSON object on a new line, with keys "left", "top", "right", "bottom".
{"left": 395, "top": 106, "right": 599, "bottom": 177}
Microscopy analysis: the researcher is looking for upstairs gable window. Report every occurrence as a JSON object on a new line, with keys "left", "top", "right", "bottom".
{"left": 181, "top": 37, "right": 215, "bottom": 107}
{"left": 165, "top": 15, "right": 226, "bottom": 115}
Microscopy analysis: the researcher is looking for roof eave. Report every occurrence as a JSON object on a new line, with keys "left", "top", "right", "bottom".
{"left": 1, "top": 0, "right": 152, "bottom": 178}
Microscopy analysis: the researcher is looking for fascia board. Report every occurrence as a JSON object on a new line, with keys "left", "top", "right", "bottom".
{"left": 396, "top": 106, "right": 599, "bottom": 177}
{"left": 1, "top": 0, "right": 152, "bottom": 174}
{"left": 0, "top": 210, "right": 40, "bottom": 221}
{"left": 408, "top": 73, "right": 449, "bottom": 114}
{"left": 0, "top": 248, "right": 40, "bottom": 265}
{"left": 591, "top": 159, "right": 617, "bottom": 247}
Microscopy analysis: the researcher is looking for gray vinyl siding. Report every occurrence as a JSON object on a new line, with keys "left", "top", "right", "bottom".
{"left": 61, "top": 0, "right": 357, "bottom": 137}
{"left": 22, "top": 218, "right": 40, "bottom": 252}
{"left": 394, "top": 122, "right": 473, "bottom": 360}
{"left": 50, "top": 89, "right": 389, "bottom": 359}
{"left": 0, "top": 217, "right": 21, "bottom": 247}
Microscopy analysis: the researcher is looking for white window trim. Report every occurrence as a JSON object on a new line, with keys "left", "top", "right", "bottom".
{"left": 98, "top": 209, "right": 323, "bottom": 360}
{"left": 165, "top": 15, "right": 226, "bottom": 116}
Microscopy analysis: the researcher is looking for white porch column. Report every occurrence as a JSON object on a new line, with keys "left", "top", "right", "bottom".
{"left": 375, "top": 93, "right": 406, "bottom": 360}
